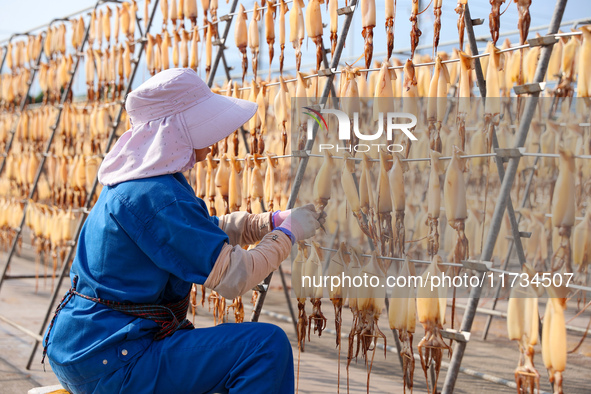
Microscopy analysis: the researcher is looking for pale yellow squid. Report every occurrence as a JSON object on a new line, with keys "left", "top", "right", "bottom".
{"left": 305, "top": 0, "right": 324, "bottom": 71}
{"left": 248, "top": 2, "right": 261, "bottom": 80}
{"left": 417, "top": 255, "right": 450, "bottom": 394}
{"left": 457, "top": 51, "right": 473, "bottom": 151}
{"left": 273, "top": 76, "right": 289, "bottom": 155}
{"left": 302, "top": 242, "right": 327, "bottom": 339}
{"left": 289, "top": 0, "right": 305, "bottom": 72}
{"left": 265, "top": 0, "right": 276, "bottom": 77}
{"left": 427, "top": 150, "right": 444, "bottom": 257}
{"left": 551, "top": 147, "right": 576, "bottom": 273}
{"left": 507, "top": 265, "right": 541, "bottom": 394}
{"left": 542, "top": 285, "right": 569, "bottom": 394}
{"left": 278, "top": 0, "right": 288, "bottom": 74}
{"left": 389, "top": 257, "right": 416, "bottom": 393}
{"left": 234, "top": 4, "right": 248, "bottom": 82}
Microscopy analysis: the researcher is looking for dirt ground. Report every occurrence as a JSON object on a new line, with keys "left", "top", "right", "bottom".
{"left": 0, "top": 247, "right": 590, "bottom": 393}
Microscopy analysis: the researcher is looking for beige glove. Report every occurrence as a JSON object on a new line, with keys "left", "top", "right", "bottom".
{"left": 203, "top": 230, "right": 292, "bottom": 299}
{"left": 275, "top": 203, "right": 325, "bottom": 243}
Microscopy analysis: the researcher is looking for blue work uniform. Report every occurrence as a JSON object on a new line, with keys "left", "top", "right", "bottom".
{"left": 44, "top": 173, "right": 294, "bottom": 394}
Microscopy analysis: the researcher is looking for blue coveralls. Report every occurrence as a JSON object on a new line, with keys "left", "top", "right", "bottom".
{"left": 44, "top": 173, "right": 294, "bottom": 394}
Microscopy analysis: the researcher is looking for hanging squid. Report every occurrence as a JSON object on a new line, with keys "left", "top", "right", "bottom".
{"left": 427, "top": 150, "right": 444, "bottom": 257}
{"left": 329, "top": 0, "right": 338, "bottom": 57}
{"left": 389, "top": 257, "right": 416, "bottom": 393}
{"left": 389, "top": 152, "right": 408, "bottom": 258}
{"left": 385, "top": 0, "right": 396, "bottom": 59}
{"left": 457, "top": 51, "right": 473, "bottom": 151}
{"left": 313, "top": 150, "right": 333, "bottom": 213}
{"left": 455, "top": 0, "right": 467, "bottom": 51}
{"left": 234, "top": 4, "right": 248, "bottom": 82}
{"left": 417, "top": 255, "right": 451, "bottom": 394}
{"left": 483, "top": 44, "right": 502, "bottom": 153}
{"left": 305, "top": 0, "right": 324, "bottom": 71}
{"left": 489, "top": 0, "right": 506, "bottom": 45}
{"left": 409, "top": 0, "right": 422, "bottom": 60}
{"left": 278, "top": 0, "right": 288, "bottom": 74}
{"left": 327, "top": 243, "right": 349, "bottom": 393}
{"left": 507, "top": 265, "right": 541, "bottom": 394}
{"left": 551, "top": 147, "right": 576, "bottom": 274}
{"left": 433, "top": 0, "right": 443, "bottom": 56}
{"left": 303, "top": 242, "right": 327, "bottom": 339}
{"left": 248, "top": 2, "right": 261, "bottom": 81}
{"left": 289, "top": 0, "right": 305, "bottom": 72}
{"left": 360, "top": 0, "right": 375, "bottom": 70}
{"left": 273, "top": 77, "right": 289, "bottom": 155}
{"left": 265, "top": 0, "right": 276, "bottom": 78}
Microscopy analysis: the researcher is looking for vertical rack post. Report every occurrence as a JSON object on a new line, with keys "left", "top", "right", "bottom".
{"left": 251, "top": 0, "right": 359, "bottom": 322}
{"left": 206, "top": 0, "right": 240, "bottom": 87}
{"left": 442, "top": 0, "right": 568, "bottom": 391}
{"left": 24, "top": 0, "right": 161, "bottom": 370}
{"left": 0, "top": 44, "right": 8, "bottom": 77}
{"left": 464, "top": 3, "right": 529, "bottom": 270}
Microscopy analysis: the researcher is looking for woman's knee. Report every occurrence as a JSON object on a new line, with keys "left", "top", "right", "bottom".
{"left": 255, "top": 323, "right": 290, "bottom": 345}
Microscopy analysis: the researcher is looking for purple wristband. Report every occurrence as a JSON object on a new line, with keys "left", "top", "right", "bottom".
{"left": 275, "top": 227, "right": 295, "bottom": 245}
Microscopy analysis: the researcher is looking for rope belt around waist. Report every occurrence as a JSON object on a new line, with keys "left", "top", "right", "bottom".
{"left": 42, "top": 276, "right": 194, "bottom": 366}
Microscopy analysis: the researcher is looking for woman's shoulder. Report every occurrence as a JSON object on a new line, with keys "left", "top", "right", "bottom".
{"left": 105, "top": 173, "right": 202, "bottom": 222}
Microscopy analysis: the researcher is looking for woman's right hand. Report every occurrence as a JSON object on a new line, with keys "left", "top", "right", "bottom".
{"left": 275, "top": 204, "right": 326, "bottom": 243}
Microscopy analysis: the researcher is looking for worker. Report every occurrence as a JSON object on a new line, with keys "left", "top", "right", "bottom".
{"left": 43, "top": 68, "right": 325, "bottom": 394}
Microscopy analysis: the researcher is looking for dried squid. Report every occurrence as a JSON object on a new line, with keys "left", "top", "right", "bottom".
{"left": 417, "top": 255, "right": 450, "bottom": 394}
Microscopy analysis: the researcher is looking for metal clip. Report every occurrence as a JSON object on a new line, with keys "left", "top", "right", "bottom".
{"left": 337, "top": 5, "right": 355, "bottom": 15}
{"left": 253, "top": 283, "right": 269, "bottom": 292}
{"left": 212, "top": 38, "right": 225, "bottom": 46}
{"left": 462, "top": 259, "right": 492, "bottom": 272}
{"left": 317, "top": 68, "right": 335, "bottom": 77}
{"left": 513, "top": 82, "right": 546, "bottom": 95}
{"left": 220, "top": 14, "right": 233, "bottom": 22}
{"left": 528, "top": 35, "right": 558, "bottom": 47}
{"left": 292, "top": 150, "right": 309, "bottom": 158}
{"left": 494, "top": 148, "right": 524, "bottom": 160}
{"left": 519, "top": 231, "right": 532, "bottom": 239}
{"left": 471, "top": 18, "right": 484, "bottom": 26}
{"left": 441, "top": 329, "right": 471, "bottom": 343}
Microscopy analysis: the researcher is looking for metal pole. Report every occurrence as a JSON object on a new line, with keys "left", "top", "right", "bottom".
{"left": 206, "top": 0, "right": 239, "bottom": 87}
{"left": 442, "top": 0, "right": 568, "bottom": 392}
{"left": 251, "top": 0, "right": 359, "bottom": 322}
{"left": 455, "top": 0, "right": 529, "bottom": 341}
{"left": 25, "top": 0, "right": 161, "bottom": 370}
{"left": 0, "top": 45, "right": 8, "bottom": 78}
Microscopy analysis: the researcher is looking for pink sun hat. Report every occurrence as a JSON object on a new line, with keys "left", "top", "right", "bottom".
{"left": 98, "top": 68, "right": 257, "bottom": 186}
